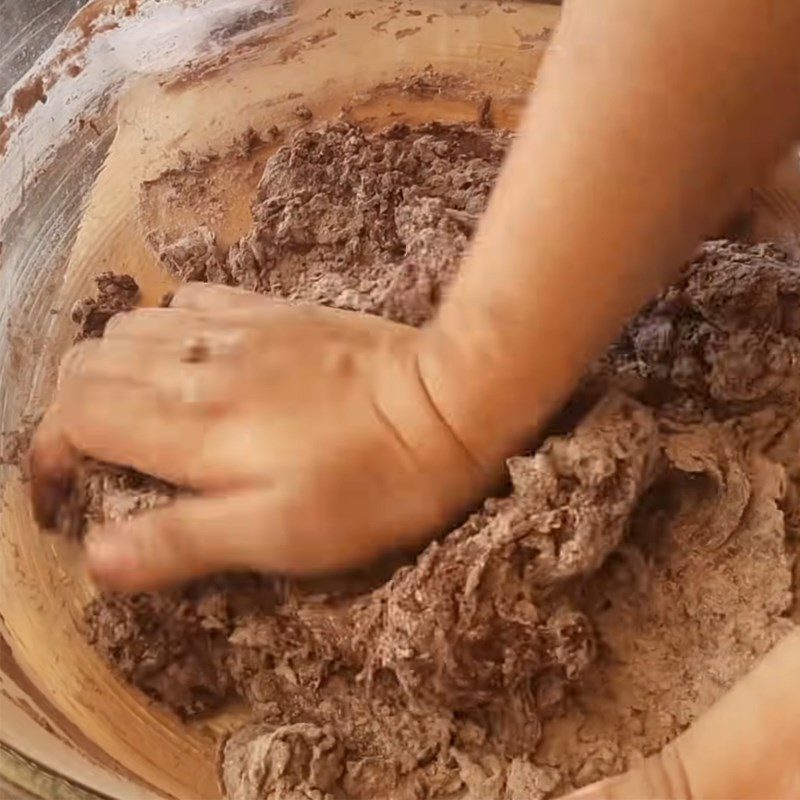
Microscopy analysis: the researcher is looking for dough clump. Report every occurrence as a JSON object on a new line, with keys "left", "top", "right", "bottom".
{"left": 65, "top": 123, "right": 798, "bottom": 799}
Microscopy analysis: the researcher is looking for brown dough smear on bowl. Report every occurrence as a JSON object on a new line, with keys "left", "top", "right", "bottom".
{"left": 58, "top": 122, "right": 799, "bottom": 799}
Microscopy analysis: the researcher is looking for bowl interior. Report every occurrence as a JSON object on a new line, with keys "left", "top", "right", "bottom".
{"left": 0, "top": 1, "right": 559, "bottom": 796}
{"left": 2, "top": 1, "right": 800, "bottom": 797}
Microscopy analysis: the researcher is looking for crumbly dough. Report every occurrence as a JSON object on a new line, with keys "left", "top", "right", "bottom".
{"left": 61, "top": 123, "right": 798, "bottom": 799}
{"left": 155, "top": 120, "right": 507, "bottom": 324}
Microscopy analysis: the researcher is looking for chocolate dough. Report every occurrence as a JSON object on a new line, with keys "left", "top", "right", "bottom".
{"left": 155, "top": 120, "right": 507, "bottom": 325}
{"left": 65, "top": 122, "right": 798, "bottom": 799}
{"left": 70, "top": 272, "right": 140, "bottom": 340}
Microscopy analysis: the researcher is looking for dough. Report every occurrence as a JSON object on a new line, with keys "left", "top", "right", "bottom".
{"left": 59, "top": 122, "right": 798, "bottom": 799}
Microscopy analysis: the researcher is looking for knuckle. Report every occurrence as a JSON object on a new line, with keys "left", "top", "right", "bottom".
{"left": 172, "top": 368, "right": 230, "bottom": 417}
{"left": 103, "top": 310, "right": 134, "bottom": 336}
{"left": 209, "top": 327, "right": 249, "bottom": 359}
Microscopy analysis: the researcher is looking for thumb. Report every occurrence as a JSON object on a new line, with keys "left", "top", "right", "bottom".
{"left": 563, "top": 629, "right": 800, "bottom": 800}
{"left": 85, "top": 490, "right": 307, "bottom": 591}
{"left": 170, "top": 282, "right": 288, "bottom": 313}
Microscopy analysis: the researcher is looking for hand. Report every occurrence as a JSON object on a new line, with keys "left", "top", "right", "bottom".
{"left": 562, "top": 629, "right": 800, "bottom": 800}
{"left": 29, "top": 284, "right": 491, "bottom": 591}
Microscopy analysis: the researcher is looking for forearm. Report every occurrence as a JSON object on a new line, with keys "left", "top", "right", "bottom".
{"left": 421, "top": 0, "right": 800, "bottom": 465}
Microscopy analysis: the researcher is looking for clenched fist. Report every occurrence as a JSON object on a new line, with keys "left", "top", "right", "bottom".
{"left": 30, "top": 283, "right": 491, "bottom": 591}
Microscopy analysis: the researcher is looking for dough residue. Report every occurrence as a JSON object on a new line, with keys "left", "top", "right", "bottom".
{"left": 59, "top": 122, "right": 798, "bottom": 800}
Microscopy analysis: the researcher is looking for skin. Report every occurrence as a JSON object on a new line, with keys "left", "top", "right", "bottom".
{"left": 29, "top": 0, "right": 800, "bottom": 796}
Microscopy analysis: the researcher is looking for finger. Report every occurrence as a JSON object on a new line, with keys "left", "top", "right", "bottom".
{"left": 175, "top": 285, "right": 403, "bottom": 346}
{"left": 171, "top": 282, "right": 288, "bottom": 313}
{"left": 28, "top": 410, "right": 78, "bottom": 530}
{"left": 86, "top": 491, "right": 287, "bottom": 590}
{"left": 562, "top": 629, "right": 800, "bottom": 800}
{"left": 59, "top": 334, "right": 240, "bottom": 393}
{"left": 103, "top": 307, "right": 229, "bottom": 342}
{"left": 84, "top": 481, "right": 391, "bottom": 591}
{"left": 60, "top": 337, "right": 157, "bottom": 384}
{"left": 56, "top": 370, "right": 210, "bottom": 486}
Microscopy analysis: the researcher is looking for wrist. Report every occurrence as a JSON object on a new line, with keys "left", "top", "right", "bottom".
{"left": 416, "top": 308, "right": 556, "bottom": 470}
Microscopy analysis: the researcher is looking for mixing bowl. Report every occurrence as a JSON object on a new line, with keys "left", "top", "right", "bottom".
{"left": 1, "top": 1, "right": 799, "bottom": 798}
{"left": 0, "top": 1, "right": 557, "bottom": 796}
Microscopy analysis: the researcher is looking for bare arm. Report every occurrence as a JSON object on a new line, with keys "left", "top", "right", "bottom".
{"left": 31, "top": 0, "right": 800, "bottom": 595}
{"left": 423, "top": 0, "right": 800, "bottom": 466}
{"left": 29, "top": 6, "right": 800, "bottom": 790}
{"left": 563, "top": 629, "right": 800, "bottom": 799}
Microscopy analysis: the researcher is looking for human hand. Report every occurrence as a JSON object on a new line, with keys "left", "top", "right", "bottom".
{"left": 562, "top": 629, "right": 800, "bottom": 800}
{"left": 29, "top": 283, "right": 491, "bottom": 591}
